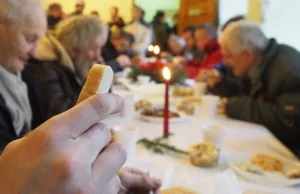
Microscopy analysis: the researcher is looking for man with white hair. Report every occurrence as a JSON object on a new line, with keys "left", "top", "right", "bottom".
{"left": 218, "top": 21, "right": 300, "bottom": 157}
{"left": 0, "top": 0, "right": 161, "bottom": 193}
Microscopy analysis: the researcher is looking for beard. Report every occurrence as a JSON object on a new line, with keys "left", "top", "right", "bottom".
{"left": 73, "top": 56, "right": 95, "bottom": 83}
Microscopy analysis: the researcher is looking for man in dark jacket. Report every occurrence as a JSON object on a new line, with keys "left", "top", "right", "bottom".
{"left": 102, "top": 30, "right": 136, "bottom": 73}
{"left": 218, "top": 21, "right": 300, "bottom": 157}
{"left": 30, "top": 16, "right": 108, "bottom": 119}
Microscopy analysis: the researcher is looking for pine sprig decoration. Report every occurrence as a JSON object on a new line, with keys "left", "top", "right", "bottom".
{"left": 138, "top": 137, "right": 189, "bottom": 155}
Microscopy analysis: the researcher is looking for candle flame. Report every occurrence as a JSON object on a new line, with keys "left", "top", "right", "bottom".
{"left": 153, "top": 45, "right": 160, "bottom": 55}
{"left": 148, "top": 45, "right": 154, "bottom": 52}
{"left": 162, "top": 66, "right": 171, "bottom": 81}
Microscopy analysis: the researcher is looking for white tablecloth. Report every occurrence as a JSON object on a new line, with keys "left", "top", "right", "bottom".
{"left": 105, "top": 85, "right": 300, "bottom": 194}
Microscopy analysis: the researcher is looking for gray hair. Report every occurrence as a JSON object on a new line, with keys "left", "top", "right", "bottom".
{"left": 169, "top": 35, "right": 186, "bottom": 48}
{"left": 219, "top": 21, "right": 269, "bottom": 55}
{"left": 55, "top": 16, "right": 108, "bottom": 54}
{"left": 0, "top": 0, "right": 41, "bottom": 24}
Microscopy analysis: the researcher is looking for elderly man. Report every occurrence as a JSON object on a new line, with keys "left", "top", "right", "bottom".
{"left": 219, "top": 21, "right": 300, "bottom": 157}
{"left": 0, "top": 0, "right": 47, "bottom": 151}
{"left": 197, "top": 15, "right": 247, "bottom": 97}
{"left": 29, "top": 16, "right": 107, "bottom": 119}
{"left": 0, "top": 1, "right": 161, "bottom": 193}
{"left": 185, "top": 24, "right": 223, "bottom": 78}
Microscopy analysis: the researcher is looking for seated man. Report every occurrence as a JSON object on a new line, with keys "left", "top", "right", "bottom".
{"left": 30, "top": 15, "right": 108, "bottom": 119}
{"left": 197, "top": 15, "right": 248, "bottom": 97}
{"left": 160, "top": 35, "right": 186, "bottom": 62}
{"left": 102, "top": 30, "right": 135, "bottom": 73}
{"left": 219, "top": 21, "right": 300, "bottom": 157}
{"left": 181, "top": 25, "right": 205, "bottom": 61}
{"left": 0, "top": 0, "right": 47, "bottom": 151}
{"left": 185, "top": 24, "right": 223, "bottom": 78}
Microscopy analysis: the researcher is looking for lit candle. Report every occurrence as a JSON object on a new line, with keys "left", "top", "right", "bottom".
{"left": 162, "top": 66, "right": 171, "bottom": 138}
{"left": 153, "top": 45, "right": 160, "bottom": 57}
{"left": 148, "top": 45, "right": 154, "bottom": 52}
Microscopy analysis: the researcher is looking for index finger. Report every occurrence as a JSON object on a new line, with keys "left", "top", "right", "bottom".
{"left": 50, "top": 93, "right": 123, "bottom": 139}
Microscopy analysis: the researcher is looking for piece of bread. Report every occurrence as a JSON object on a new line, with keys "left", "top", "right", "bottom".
{"left": 162, "top": 186, "right": 199, "bottom": 194}
{"left": 251, "top": 154, "right": 283, "bottom": 172}
{"left": 77, "top": 64, "right": 113, "bottom": 104}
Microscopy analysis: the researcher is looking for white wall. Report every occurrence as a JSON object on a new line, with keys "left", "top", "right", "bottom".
{"left": 219, "top": 0, "right": 248, "bottom": 27}
{"left": 219, "top": 0, "right": 300, "bottom": 51}
{"left": 42, "top": 0, "right": 133, "bottom": 23}
{"left": 261, "top": 0, "right": 300, "bottom": 50}
{"left": 134, "top": 0, "right": 180, "bottom": 22}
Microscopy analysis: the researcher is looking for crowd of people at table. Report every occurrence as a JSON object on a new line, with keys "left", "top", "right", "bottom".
{"left": 0, "top": 0, "right": 300, "bottom": 193}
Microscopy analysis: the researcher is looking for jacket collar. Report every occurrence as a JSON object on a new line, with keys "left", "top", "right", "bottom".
{"left": 249, "top": 38, "right": 279, "bottom": 97}
{"left": 35, "top": 32, "right": 83, "bottom": 85}
{"left": 36, "top": 32, "right": 76, "bottom": 73}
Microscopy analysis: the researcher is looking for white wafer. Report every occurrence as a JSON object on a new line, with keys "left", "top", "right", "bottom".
{"left": 77, "top": 64, "right": 113, "bottom": 104}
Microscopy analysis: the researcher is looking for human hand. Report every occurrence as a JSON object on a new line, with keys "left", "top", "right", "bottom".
{"left": 0, "top": 94, "right": 126, "bottom": 194}
{"left": 117, "top": 167, "right": 162, "bottom": 194}
{"left": 160, "top": 51, "right": 169, "bottom": 58}
{"left": 117, "top": 55, "right": 132, "bottom": 67}
{"left": 132, "top": 55, "right": 143, "bottom": 65}
{"left": 172, "top": 56, "right": 186, "bottom": 67}
{"left": 207, "top": 69, "right": 222, "bottom": 88}
{"left": 195, "top": 69, "right": 209, "bottom": 82}
{"left": 218, "top": 97, "right": 228, "bottom": 115}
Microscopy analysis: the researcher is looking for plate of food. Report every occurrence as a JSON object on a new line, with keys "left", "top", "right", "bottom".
{"left": 177, "top": 96, "right": 202, "bottom": 115}
{"left": 227, "top": 153, "right": 300, "bottom": 187}
{"left": 139, "top": 107, "right": 188, "bottom": 123}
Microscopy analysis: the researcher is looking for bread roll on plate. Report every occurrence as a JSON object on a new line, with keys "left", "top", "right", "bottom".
{"left": 162, "top": 186, "right": 198, "bottom": 194}
{"left": 77, "top": 64, "right": 113, "bottom": 104}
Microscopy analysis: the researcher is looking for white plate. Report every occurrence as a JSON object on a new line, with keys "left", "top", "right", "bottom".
{"left": 139, "top": 111, "right": 188, "bottom": 123}
{"left": 226, "top": 153, "right": 300, "bottom": 187}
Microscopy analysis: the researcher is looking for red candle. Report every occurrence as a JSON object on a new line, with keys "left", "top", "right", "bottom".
{"left": 162, "top": 67, "right": 171, "bottom": 137}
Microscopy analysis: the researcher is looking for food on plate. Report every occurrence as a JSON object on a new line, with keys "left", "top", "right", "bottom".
{"left": 236, "top": 154, "right": 300, "bottom": 179}
{"left": 251, "top": 154, "right": 283, "bottom": 172}
{"left": 177, "top": 96, "right": 202, "bottom": 115}
{"left": 77, "top": 64, "right": 113, "bottom": 103}
{"left": 287, "top": 170, "right": 300, "bottom": 179}
{"left": 141, "top": 107, "right": 180, "bottom": 118}
{"left": 135, "top": 99, "right": 152, "bottom": 111}
{"left": 173, "top": 85, "right": 194, "bottom": 97}
{"left": 162, "top": 186, "right": 198, "bottom": 194}
{"left": 189, "top": 143, "right": 220, "bottom": 168}
{"left": 177, "top": 102, "right": 195, "bottom": 115}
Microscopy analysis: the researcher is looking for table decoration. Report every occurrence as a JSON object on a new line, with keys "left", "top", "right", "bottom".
{"left": 127, "top": 59, "right": 187, "bottom": 84}
{"left": 138, "top": 137, "right": 188, "bottom": 155}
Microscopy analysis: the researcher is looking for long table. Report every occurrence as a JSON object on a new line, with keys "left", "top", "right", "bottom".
{"left": 104, "top": 86, "right": 300, "bottom": 194}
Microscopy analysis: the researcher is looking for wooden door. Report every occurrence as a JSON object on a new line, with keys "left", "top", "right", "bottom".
{"left": 179, "top": 0, "right": 217, "bottom": 33}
